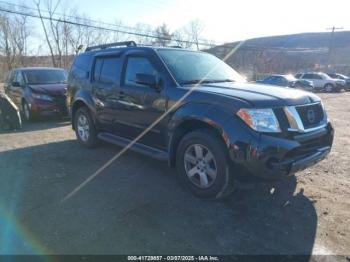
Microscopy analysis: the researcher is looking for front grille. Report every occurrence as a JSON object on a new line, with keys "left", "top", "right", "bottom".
{"left": 296, "top": 103, "right": 324, "bottom": 129}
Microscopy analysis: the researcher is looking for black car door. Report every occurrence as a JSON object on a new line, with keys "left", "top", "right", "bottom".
{"left": 117, "top": 51, "right": 167, "bottom": 150}
{"left": 90, "top": 54, "right": 123, "bottom": 132}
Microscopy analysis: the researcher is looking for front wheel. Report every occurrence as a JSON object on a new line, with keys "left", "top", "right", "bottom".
{"left": 74, "top": 107, "right": 98, "bottom": 148}
{"left": 176, "top": 129, "right": 236, "bottom": 200}
{"left": 22, "top": 101, "right": 33, "bottom": 122}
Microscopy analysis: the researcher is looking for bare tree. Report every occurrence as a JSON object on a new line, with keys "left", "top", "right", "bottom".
{"left": 134, "top": 23, "right": 153, "bottom": 45}
{"left": 185, "top": 19, "right": 204, "bottom": 50}
{"left": 172, "top": 28, "right": 193, "bottom": 48}
{"left": 0, "top": 8, "right": 31, "bottom": 75}
{"left": 0, "top": 14, "right": 16, "bottom": 71}
{"left": 153, "top": 23, "right": 172, "bottom": 47}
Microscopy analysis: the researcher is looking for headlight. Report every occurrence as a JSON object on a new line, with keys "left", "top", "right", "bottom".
{"left": 237, "top": 108, "right": 281, "bottom": 133}
{"left": 32, "top": 93, "right": 53, "bottom": 101}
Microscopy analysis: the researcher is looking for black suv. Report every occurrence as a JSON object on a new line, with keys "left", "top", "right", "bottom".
{"left": 67, "top": 41, "right": 334, "bottom": 199}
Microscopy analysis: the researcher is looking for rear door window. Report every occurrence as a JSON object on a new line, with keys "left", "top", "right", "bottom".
{"left": 302, "top": 74, "right": 314, "bottom": 79}
{"left": 94, "top": 56, "right": 122, "bottom": 84}
{"left": 312, "top": 74, "right": 322, "bottom": 80}
{"left": 93, "top": 58, "right": 104, "bottom": 82}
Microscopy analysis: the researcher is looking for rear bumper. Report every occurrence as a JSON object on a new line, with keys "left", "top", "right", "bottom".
{"left": 227, "top": 122, "right": 334, "bottom": 181}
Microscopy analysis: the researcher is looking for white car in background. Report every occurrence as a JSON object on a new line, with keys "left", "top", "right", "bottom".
{"left": 295, "top": 72, "right": 346, "bottom": 92}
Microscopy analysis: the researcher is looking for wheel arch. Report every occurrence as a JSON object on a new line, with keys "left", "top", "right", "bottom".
{"left": 71, "top": 92, "right": 96, "bottom": 130}
{"left": 167, "top": 108, "right": 232, "bottom": 167}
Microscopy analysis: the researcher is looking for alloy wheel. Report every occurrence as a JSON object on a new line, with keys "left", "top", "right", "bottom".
{"left": 184, "top": 144, "right": 218, "bottom": 189}
{"left": 23, "top": 103, "right": 30, "bottom": 120}
{"left": 77, "top": 114, "right": 90, "bottom": 142}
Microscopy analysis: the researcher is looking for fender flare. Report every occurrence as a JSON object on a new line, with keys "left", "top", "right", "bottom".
{"left": 71, "top": 90, "right": 97, "bottom": 128}
{"left": 167, "top": 103, "right": 233, "bottom": 166}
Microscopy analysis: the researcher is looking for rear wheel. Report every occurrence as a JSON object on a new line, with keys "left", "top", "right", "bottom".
{"left": 176, "top": 129, "right": 236, "bottom": 200}
{"left": 324, "top": 83, "right": 339, "bottom": 93}
{"left": 74, "top": 107, "right": 98, "bottom": 148}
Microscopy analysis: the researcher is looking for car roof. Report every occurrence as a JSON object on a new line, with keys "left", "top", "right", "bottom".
{"left": 299, "top": 72, "right": 323, "bottom": 74}
{"left": 84, "top": 46, "right": 200, "bottom": 56}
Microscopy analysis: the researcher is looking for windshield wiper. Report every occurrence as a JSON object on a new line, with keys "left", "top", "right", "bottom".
{"left": 180, "top": 79, "right": 212, "bottom": 85}
{"left": 209, "top": 79, "right": 236, "bottom": 83}
{"left": 180, "top": 79, "right": 235, "bottom": 85}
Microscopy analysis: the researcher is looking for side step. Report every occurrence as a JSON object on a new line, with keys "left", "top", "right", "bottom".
{"left": 98, "top": 132, "right": 169, "bottom": 161}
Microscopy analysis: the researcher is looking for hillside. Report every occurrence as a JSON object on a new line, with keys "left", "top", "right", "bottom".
{"left": 242, "top": 31, "right": 350, "bottom": 49}
{"left": 206, "top": 31, "right": 350, "bottom": 80}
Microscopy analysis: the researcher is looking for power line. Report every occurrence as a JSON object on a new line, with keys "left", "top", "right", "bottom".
{"left": 0, "top": 0, "right": 147, "bottom": 34}
{"left": 326, "top": 26, "right": 343, "bottom": 65}
{"left": 0, "top": 1, "right": 217, "bottom": 47}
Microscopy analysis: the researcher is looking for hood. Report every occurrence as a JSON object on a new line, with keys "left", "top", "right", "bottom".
{"left": 28, "top": 84, "right": 67, "bottom": 96}
{"left": 188, "top": 82, "right": 320, "bottom": 107}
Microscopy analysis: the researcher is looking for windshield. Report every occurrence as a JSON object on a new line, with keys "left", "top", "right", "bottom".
{"left": 158, "top": 49, "right": 246, "bottom": 85}
{"left": 336, "top": 74, "right": 348, "bottom": 80}
{"left": 24, "top": 69, "right": 68, "bottom": 85}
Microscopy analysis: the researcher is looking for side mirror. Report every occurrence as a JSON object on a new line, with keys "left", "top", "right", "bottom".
{"left": 12, "top": 81, "right": 21, "bottom": 87}
{"left": 135, "top": 73, "right": 159, "bottom": 89}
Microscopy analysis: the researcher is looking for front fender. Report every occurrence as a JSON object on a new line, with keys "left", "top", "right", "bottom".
{"left": 167, "top": 102, "right": 260, "bottom": 166}
{"left": 167, "top": 103, "right": 231, "bottom": 146}
{"left": 167, "top": 103, "right": 243, "bottom": 165}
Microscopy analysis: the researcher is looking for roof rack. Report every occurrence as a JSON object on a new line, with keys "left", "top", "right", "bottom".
{"left": 85, "top": 41, "right": 137, "bottom": 52}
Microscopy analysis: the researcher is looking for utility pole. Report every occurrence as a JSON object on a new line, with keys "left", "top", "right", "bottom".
{"left": 326, "top": 26, "right": 343, "bottom": 69}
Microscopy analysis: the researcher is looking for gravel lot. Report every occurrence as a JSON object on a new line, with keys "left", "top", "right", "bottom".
{"left": 0, "top": 86, "right": 349, "bottom": 256}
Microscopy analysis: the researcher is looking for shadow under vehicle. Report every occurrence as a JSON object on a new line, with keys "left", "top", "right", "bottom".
{"left": 0, "top": 137, "right": 317, "bottom": 257}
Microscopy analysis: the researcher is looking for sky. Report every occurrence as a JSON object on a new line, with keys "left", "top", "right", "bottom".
{"left": 8, "top": 0, "right": 350, "bottom": 44}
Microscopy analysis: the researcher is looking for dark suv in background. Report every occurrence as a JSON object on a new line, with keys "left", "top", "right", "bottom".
{"left": 327, "top": 73, "right": 350, "bottom": 91}
{"left": 67, "top": 41, "right": 334, "bottom": 200}
{"left": 5, "top": 67, "right": 68, "bottom": 121}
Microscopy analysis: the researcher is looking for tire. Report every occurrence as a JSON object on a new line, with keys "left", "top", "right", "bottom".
{"left": 0, "top": 114, "right": 10, "bottom": 131}
{"left": 176, "top": 129, "right": 236, "bottom": 200}
{"left": 22, "top": 101, "right": 33, "bottom": 122}
{"left": 74, "top": 107, "right": 98, "bottom": 148}
{"left": 324, "top": 83, "right": 336, "bottom": 93}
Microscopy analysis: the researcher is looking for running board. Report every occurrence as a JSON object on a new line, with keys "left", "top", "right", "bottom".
{"left": 98, "top": 132, "right": 169, "bottom": 161}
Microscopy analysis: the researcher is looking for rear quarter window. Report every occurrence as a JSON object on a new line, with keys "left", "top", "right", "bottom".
{"left": 71, "top": 54, "right": 92, "bottom": 79}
